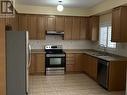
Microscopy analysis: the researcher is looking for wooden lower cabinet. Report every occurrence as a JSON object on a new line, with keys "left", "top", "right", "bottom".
{"left": 29, "top": 53, "right": 45, "bottom": 75}
{"left": 29, "top": 53, "right": 36, "bottom": 74}
{"left": 66, "top": 53, "right": 83, "bottom": 72}
{"left": 83, "top": 54, "right": 98, "bottom": 81}
{"left": 108, "top": 61, "right": 126, "bottom": 91}
{"left": 83, "top": 54, "right": 126, "bottom": 91}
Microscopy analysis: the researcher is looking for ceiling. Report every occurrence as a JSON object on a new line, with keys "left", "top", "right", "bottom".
{"left": 16, "top": 0, "right": 105, "bottom": 9}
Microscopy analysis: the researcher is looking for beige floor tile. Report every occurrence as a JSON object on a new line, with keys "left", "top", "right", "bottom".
{"left": 29, "top": 74, "right": 124, "bottom": 95}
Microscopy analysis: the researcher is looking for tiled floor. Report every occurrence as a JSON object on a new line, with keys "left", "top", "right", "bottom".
{"left": 29, "top": 74, "right": 124, "bottom": 95}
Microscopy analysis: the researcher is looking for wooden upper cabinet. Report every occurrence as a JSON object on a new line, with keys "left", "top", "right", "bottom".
{"left": 46, "top": 16, "right": 56, "bottom": 31}
{"left": 72, "top": 17, "right": 80, "bottom": 40}
{"left": 80, "top": 17, "right": 89, "bottom": 40}
{"left": 64, "top": 16, "right": 73, "bottom": 40}
{"left": 37, "top": 15, "right": 46, "bottom": 40}
{"left": 27, "top": 15, "right": 37, "bottom": 39}
{"left": 18, "top": 14, "right": 28, "bottom": 31}
{"left": 89, "top": 16, "right": 99, "bottom": 41}
{"left": 112, "top": 6, "right": 127, "bottom": 42}
{"left": 5, "top": 14, "right": 19, "bottom": 31}
{"left": 56, "top": 16, "right": 65, "bottom": 32}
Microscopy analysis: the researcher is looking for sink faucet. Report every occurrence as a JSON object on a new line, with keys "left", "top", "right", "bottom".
{"left": 98, "top": 44, "right": 106, "bottom": 52}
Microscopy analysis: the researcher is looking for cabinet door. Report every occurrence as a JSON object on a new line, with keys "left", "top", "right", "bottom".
{"left": 36, "top": 53, "right": 45, "bottom": 74}
{"left": 46, "top": 16, "right": 56, "bottom": 31}
{"left": 112, "top": 7, "right": 127, "bottom": 42}
{"left": 64, "top": 16, "right": 73, "bottom": 40}
{"left": 18, "top": 14, "right": 28, "bottom": 31}
{"left": 37, "top": 15, "right": 46, "bottom": 40}
{"left": 56, "top": 16, "right": 64, "bottom": 32}
{"left": 75, "top": 54, "right": 83, "bottom": 72}
{"left": 27, "top": 15, "right": 37, "bottom": 39}
{"left": 88, "top": 56, "right": 98, "bottom": 80}
{"left": 72, "top": 17, "right": 80, "bottom": 40}
{"left": 83, "top": 54, "right": 89, "bottom": 73}
{"left": 89, "top": 16, "right": 99, "bottom": 41}
{"left": 80, "top": 17, "right": 88, "bottom": 40}
{"left": 112, "top": 8, "right": 121, "bottom": 42}
{"left": 108, "top": 61, "right": 126, "bottom": 91}
{"left": 29, "top": 54, "right": 36, "bottom": 75}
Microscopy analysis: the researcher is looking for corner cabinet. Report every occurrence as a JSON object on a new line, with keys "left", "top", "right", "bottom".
{"left": 66, "top": 53, "right": 83, "bottom": 72}
{"left": 112, "top": 6, "right": 127, "bottom": 42}
{"left": 88, "top": 16, "right": 99, "bottom": 41}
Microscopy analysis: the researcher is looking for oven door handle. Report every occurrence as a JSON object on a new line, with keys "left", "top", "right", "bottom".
{"left": 46, "top": 54, "right": 65, "bottom": 57}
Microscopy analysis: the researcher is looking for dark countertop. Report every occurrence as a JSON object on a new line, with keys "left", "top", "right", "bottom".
{"left": 31, "top": 49, "right": 127, "bottom": 61}
{"left": 64, "top": 49, "right": 127, "bottom": 61}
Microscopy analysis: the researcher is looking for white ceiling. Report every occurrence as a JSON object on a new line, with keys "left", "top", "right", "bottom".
{"left": 16, "top": 0, "right": 105, "bottom": 9}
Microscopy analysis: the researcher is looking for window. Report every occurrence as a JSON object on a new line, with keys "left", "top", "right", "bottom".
{"left": 99, "top": 26, "right": 116, "bottom": 48}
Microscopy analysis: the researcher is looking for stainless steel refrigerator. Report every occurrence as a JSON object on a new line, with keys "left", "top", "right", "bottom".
{"left": 6, "top": 31, "right": 31, "bottom": 95}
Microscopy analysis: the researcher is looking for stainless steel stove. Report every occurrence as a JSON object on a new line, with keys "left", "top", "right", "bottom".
{"left": 45, "top": 45, "right": 66, "bottom": 75}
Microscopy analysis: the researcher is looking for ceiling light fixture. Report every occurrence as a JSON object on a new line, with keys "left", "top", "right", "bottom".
{"left": 57, "top": 0, "right": 64, "bottom": 12}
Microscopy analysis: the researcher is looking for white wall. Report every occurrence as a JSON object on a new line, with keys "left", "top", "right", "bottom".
{"left": 15, "top": 4, "right": 89, "bottom": 16}
{"left": 89, "top": 0, "right": 127, "bottom": 15}
{"left": 15, "top": 0, "right": 127, "bottom": 16}
{"left": 29, "top": 35, "right": 93, "bottom": 49}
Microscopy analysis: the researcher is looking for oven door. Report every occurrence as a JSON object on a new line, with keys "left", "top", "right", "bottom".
{"left": 45, "top": 54, "right": 65, "bottom": 67}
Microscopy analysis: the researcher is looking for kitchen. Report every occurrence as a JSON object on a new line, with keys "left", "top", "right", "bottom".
{"left": 1, "top": 0, "right": 127, "bottom": 95}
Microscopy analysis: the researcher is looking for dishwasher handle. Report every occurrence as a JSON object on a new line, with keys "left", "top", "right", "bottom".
{"left": 98, "top": 59, "right": 109, "bottom": 66}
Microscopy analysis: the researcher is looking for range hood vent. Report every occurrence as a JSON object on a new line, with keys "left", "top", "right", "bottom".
{"left": 46, "top": 31, "right": 64, "bottom": 35}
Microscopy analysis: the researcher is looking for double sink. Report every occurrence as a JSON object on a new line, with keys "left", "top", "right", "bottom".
{"left": 87, "top": 50, "right": 112, "bottom": 57}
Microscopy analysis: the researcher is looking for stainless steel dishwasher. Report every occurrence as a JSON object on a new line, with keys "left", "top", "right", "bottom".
{"left": 97, "top": 59, "right": 109, "bottom": 89}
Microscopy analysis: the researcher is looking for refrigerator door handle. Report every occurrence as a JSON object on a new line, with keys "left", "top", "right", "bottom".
{"left": 28, "top": 44, "right": 32, "bottom": 68}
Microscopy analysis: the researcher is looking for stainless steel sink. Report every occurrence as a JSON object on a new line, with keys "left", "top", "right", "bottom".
{"left": 91, "top": 52, "right": 110, "bottom": 57}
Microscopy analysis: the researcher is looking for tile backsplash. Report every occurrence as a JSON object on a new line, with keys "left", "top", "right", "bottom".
{"left": 92, "top": 42, "right": 127, "bottom": 57}
{"left": 29, "top": 35, "right": 127, "bottom": 57}
{"left": 29, "top": 35, "right": 93, "bottom": 49}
